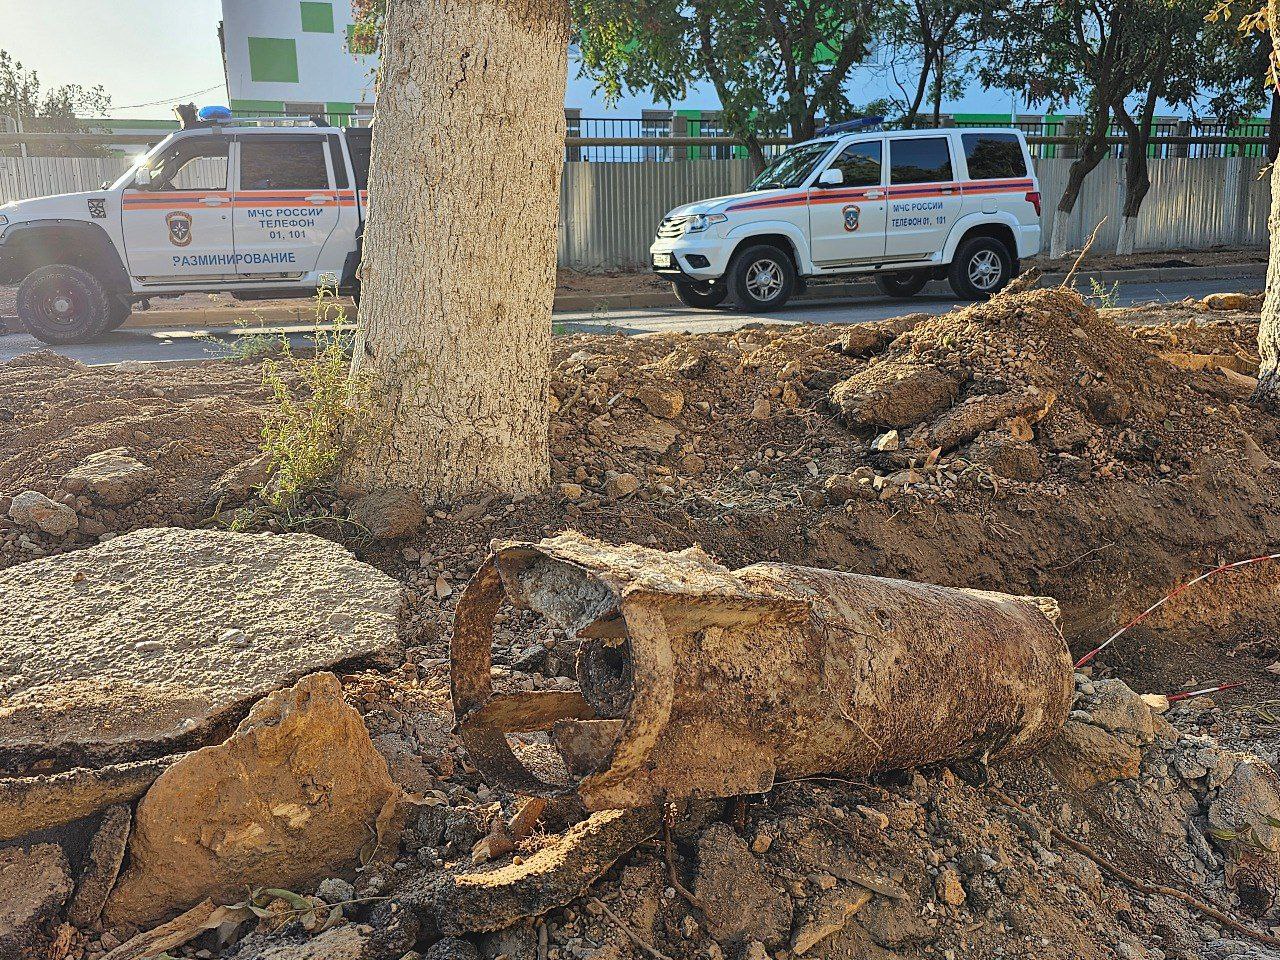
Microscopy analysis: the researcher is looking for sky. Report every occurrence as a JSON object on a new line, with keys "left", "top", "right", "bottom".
{"left": 0, "top": 0, "right": 1018, "bottom": 120}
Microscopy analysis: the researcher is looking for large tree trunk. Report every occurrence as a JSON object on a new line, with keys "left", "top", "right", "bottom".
{"left": 1260, "top": 5, "right": 1280, "bottom": 410}
{"left": 341, "top": 0, "right": 570, "bottom": 498}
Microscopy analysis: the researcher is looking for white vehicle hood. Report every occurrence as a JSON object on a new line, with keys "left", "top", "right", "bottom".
{"left": 2, "top": 191, "right": 112, "bottom": 225}
{"left": 665, "top": 188, "right": 798, "bottom": 218}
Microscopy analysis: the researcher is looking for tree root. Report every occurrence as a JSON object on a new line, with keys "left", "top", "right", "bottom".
{"left": 988, "top": 787, "right": 1280, "bottom": 950}
{"left": 589, "top": 897, "right": 674, "bottom": 960}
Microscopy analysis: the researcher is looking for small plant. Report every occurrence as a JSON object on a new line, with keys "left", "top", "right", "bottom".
{"left": 199, "top": 305, "right": 287, "bottom": 360}
{"left": 1087, "top": 277, "right": 1121, "bottom": 309}
{"left": 259, "top": 284, "right": 368, "bottom": 507}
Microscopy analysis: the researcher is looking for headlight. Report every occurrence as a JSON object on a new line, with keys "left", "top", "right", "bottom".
{"left": 0, "top": 214, "right": 9, "bottom": 239}
{"left": 687, "top": 213, "right": 727, "bottom": 233}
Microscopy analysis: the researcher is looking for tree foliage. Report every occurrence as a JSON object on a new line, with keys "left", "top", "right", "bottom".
{"left": 880, "top": 0, "right": 984, "bottom": 128}
{"left": 0, "top": 50, "right": 110, "bottom": 129}
{"left": 573, "top": 0, "right": 882, "bottom": 163}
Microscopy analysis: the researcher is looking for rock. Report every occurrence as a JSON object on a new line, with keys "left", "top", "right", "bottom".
{"left": 0, "top": 843, "right": 73, "bottom": 958}
{"left": 967, "top": 433, "right": 1043, "bottom": 481}
{"left": 8, "top": 490, "right": 78, "bottom": 536}
{"left": 615, "top": 417, "right": 679, "bottom": 454}
{"left": 790, "top": 887, "right": 872, "bottom": 955}
{"left": 1203, "top": 292, "right": 1262, "bottom": 311}
{"left": 694, "top": 823, "right": 793, "bottom": 947}
{"left": 634, "top": 385, "right": 684, "bottom": 420}
{"left": 829, "top": 363, "right": 961, "bottom": 428}
{"left": 317, "top": 877, "right": 357, "bottom": 905}
{"left": 826, "top": 315, "right": 922, "bottom": 357}
{"left": 0, "top": 757, "right": 171, "bottom": 843}
{"left": 67, "top": 805, "right": 131, "bottom": 927}
{"left": 1042, "top": 720, "right": 1142, "bottom": 791}
{"left": 1038, "top": 404, "right": 1094, "bottom": 452}
{"left": 1209, "top": 758, "right": 1280, "bottom": 914}
{"left": 751, "top": 397, "right": 772, "bottom": 420}
{"left": 425, "top": 937, "right": 481, "bottom": 960}
{"left": 207, "top": 453, "right": 275, "bottom": 508}
{"left": 61, "top": 448, "right": 156, "bottom": 506}
{"left": 103, "top": 673, "right": 402, "bottom": 927}
{"left": 1086, "top": 679, "right": 1155, "bottom": 744}
{"left": 823, "top": 473, "right": 876, "bottom": 504}
{"left": 226, "top": 910, "right": 419, "bottom": 960}
{"left": 936, "top": 868, "right": 967, "bottom": 906}
{"left": 928, "top": 388, "right": 1048, "bottom": 451}
{"left": 0, "top": 528, "right": 403, "bottom": 771}
{"left": 605, "top": 472, "right": 640, "bottom": 498}
{"left": 679, "top": 453, "right": 707, "bottom": 476}
{"left": 743, "top": 943, "right": 770, "bottom": 960}
{"left": 872, "top": 430, "right": 900, "bottom": 452}
{"left": 349, "top": 488, "right": 427, "bottom": 540}
{"left": 558, "top": 482, "right": 584, "bottom": 501}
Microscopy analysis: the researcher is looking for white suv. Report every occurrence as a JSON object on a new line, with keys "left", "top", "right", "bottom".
{"left": 650, "top": 124, "right": 1041, "bottom": 311}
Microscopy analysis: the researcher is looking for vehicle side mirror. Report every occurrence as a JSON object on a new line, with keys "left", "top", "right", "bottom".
{"left": 133, "top": 167, "right": 153, "bottom": 188}
{"left": 818, "top": 168, "right": 844, "bottom": 187}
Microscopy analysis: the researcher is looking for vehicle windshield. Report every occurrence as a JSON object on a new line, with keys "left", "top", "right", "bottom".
{"left": 109, "top": 135, "right": 181, "bottom": 190}
{"left": 749, "top": 140, "right": 836, "bottom": 191}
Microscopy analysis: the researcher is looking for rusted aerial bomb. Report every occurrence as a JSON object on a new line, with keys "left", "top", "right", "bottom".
{"left": 452, "top": 533, "right": 1073, "bottom": 810}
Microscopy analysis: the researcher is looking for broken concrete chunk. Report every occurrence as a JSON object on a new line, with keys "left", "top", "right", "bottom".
{"left": 694, "top": 823, "right": 793, "bottom": 947}
{"left": 103, "top": 673, "right": 401, "bottom": 928}
{"left": 0, "top": 527, "right": 403, "bottom": 771}
{"left": 67, "top": 804, "right": 132, "bottom": 928}
{"left": 1085, "top": 679, "right": 1155, "bottom": 744}
{"left": 633, "top": 384, "right": 685, "bottom": 420}
{"left": 0, "top": 843, "right": 73, "bottom": 958}
{"left": 0, "top": 756, "right": 173, "bottom": 843}
{"left": 966, "top": 433, "right": 1044, "bottom": 482}
{"left": 453, "top": 533, "right": 1072, "bottom": 810}
{"left": 223, "top": 918, "right": 420, "bottom": 960}
{"left": 406, "top": 807, "right": 661, "bottom": 935}
{"left": 1209, "top": 758, "right": 1280, "bottom": 915}
{"left": 928, "top": 388, "right": 1048, "bottom": 451}
{"left": 1042, "top": 720, "right": 1142, "bottom": 791}
{"left": 790, "top": 887, "right": 873, "bottom": 955}
{"left": 61, "top": 448, "right": 156, "bottom": 506}
{"left": 8, "top": 489, "right": 77, "bottom": 536}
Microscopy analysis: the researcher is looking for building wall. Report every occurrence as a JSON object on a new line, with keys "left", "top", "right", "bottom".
{"left": 220, "top": 0, "right": 376, "bottom": 120}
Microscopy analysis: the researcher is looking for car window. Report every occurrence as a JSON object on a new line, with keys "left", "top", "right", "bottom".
{"left": 347, "top": 138, "right": 371, "bottom": 190}
{"left": 826, "top": 141, "right": 881, "bottom": 187}
{"left": 889, "top": 137, "right": 952, "bottom": 185}
{"left": 142, "top": 140, "right": 229, "bottom": 192}
{"left": 239, "top": 138, "right": 330, "bottom": 191}
{"left": 962, "top": 133, "right": 1028, "bottom": 180}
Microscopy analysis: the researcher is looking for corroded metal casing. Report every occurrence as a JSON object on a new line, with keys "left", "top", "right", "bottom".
{"left": 452, "top": 533, "right": 1073, "bottom": 810}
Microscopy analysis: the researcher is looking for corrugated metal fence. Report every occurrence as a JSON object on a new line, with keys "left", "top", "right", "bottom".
{"left": 2, "top": 155, "right": 1270, "bottom": 270}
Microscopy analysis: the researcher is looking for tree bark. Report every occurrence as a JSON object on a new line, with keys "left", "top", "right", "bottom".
{"left": 1259, "top": 2, "right": 1280, "bottom": 410}
{"left": 1049, "top": 128, "right": 1110, "bottom": 260}
{"left": 342, "top": 0, "right": 570, "bottom": 498}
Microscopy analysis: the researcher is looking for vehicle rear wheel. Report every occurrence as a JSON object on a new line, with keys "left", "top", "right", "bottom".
{"left": 874, "top": 270, "right": 930, "bottom": 299}
{"left": 727, "top": 244, "right": 796, "bottom": 312}
{"left": 103, "top": 297, "right": 132, "bottom": 332}
{"left": 15, "top": 264, "right": 111, "bottom": 345}
{"left": 672, "top": 280, "right": 728, "bottom": 310}
{"left": 948, "top": 236, "right": 1013, "bottom": 301}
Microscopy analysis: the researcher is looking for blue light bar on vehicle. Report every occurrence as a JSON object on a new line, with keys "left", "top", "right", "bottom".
{"left": 197, "top": 105, "right": 234, "bottom": 122}
{"left": 816, "top": 116, "right": 885, "bottom": 136}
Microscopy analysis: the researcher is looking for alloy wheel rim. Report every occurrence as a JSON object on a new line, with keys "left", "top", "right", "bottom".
{"left": 968, "top": 250, "right": 1003, "bottom": 290}
{"left": 746, "top": 260, "right": 783, "bottom": 301}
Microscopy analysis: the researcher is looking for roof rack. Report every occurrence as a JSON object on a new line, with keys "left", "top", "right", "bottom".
{"left": 816, "top": 116, "right": 886, "bottom": 136}
{"left": 174, "top": 103, "right": 332, "bottom": 130}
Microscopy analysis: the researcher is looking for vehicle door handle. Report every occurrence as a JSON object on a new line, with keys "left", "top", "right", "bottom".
{"left": 865, "top": 190, "right": 884, "bottom": 199}
{"left": 305, "top": 194, "right": 332, "bottom": 203}
{"left": 939, "top": 187, "right": 956, "bottom": 195}
{"left": 200, "top": 196, "right": 228, "bottom": 206}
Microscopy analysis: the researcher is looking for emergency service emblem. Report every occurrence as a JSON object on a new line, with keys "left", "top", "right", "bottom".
{"left": 166, "top": 211, "right": 193, "bottom": 247}
{"left": 842, "top": 203, "right": 861, "bottom": 232}
{"left": 87, "top": 198, "right": 106, "bottom": 219}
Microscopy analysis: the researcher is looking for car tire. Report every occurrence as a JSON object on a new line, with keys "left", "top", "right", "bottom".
{"left": 727, "top": 244, "right": 796, "bottom": 312}
{"left": 874, "top": 270, "right": 930, "bottom": 299}
{"left": 103, "top": 297, "right": 132, "bottom": 332}
{"left": 948, "top": 236, "right": 1014, "bottom": 301}
{"left": 16, "top": 264, "right": 112, "bottom": 345}
{"left": 672, "top": 280, "right": 728, "bottom": 310}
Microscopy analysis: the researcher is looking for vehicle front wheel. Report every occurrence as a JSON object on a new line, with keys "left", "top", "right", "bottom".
{"left": 672, "top": 280, "right": 728, "bottom": 310}
{"left": 874, "top": 270, "right": 930, "bottom": 299}
{"left": 15, "top": 264, "right": 112, "bottom": 345}
{"left": 948, "top": 237, "right": 1013, "bottom": 300}
{"left": 727, "top": 244, "right": 796, "bottom": 312}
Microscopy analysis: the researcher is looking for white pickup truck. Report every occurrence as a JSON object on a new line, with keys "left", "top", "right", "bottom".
{"left": 0, "top": 105, "right": 370, "bottom": 344}
{"left": 650, "top": 123, "right": 1041, "bottom": 311}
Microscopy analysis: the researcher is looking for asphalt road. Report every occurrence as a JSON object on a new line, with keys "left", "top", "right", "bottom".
{"left": 0, "top": 277, "right": 1257, "bottom": 365}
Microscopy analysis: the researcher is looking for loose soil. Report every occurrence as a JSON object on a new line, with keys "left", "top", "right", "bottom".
{"left": 7, "top": 284, "right": 1280, "bottom": 960}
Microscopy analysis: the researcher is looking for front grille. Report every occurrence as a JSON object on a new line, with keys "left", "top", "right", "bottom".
{"left": 656, "top": 216, "right": 689, "bottom": 240}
